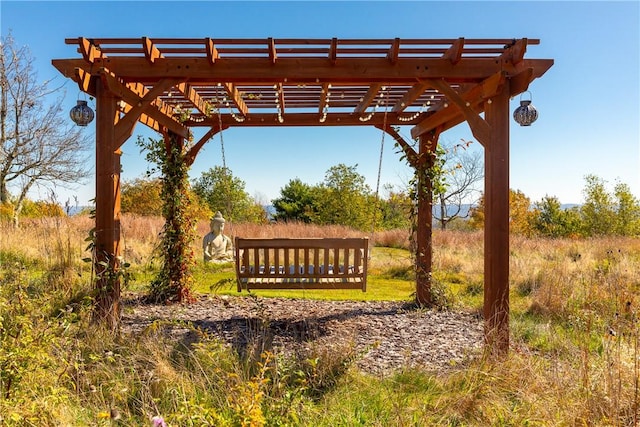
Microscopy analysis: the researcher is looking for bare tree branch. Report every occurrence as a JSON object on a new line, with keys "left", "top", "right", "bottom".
{"left": 1, "top": 33, "right": 91, "bottom": 224}
{"left": 434, "top": 140, "right": 484, "bottom": 229}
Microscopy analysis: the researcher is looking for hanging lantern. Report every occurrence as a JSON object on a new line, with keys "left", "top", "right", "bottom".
{"left": 513, "top": 91, "right": 538, "bottom": 126}
{"left": 69, "top": 99, "right": 94, "bottom": 126}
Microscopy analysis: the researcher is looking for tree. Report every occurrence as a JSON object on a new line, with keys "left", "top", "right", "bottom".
{"left": 272, "top": 178, "right": 318, "bottom": 223}
{"left": 121, "top": 176, "right": 211, "bottom": 219}
{"left": 532, "top": 195, "right": 582, "bottom": 238}
{"left": 469, "top": 189, "right": 535, "bottom": 235}
{"left": 378, "top": 184, "right": 412, "bottom": 229}
{"left": 468, "top": 195, "right": 485, "bottom": 230}
{"left": 0, "top": 34, "right": 90, "bottom": 225}
{"left": 510, "top": 189, "right": 535, "bottom": 235}
{"left": 580, "top": 174, "right": 616, "bottom": 236}
{"left": 433, "top": 140, "right": 484, "bottom": 230}
{"left": 315, "top": 163, "right": 374, "bottom": 230}
{"left": 121, "top": 177, "right": 163, "bottom": 216}
{"left": 613, "top": 181, "right": 640, "bottom": 236}
{"left": 192, "top": 166, "right": 266, "bottom": 223}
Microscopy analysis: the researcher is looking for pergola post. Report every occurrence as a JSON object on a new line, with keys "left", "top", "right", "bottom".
{"left": 483, "top": 80, "right": 511, "bottom": 354}
{"left": 93, "top": 79, "right": 122, "bottom": 330}
{"left": 415, "top": 132, "right": 437, "bottom": 306}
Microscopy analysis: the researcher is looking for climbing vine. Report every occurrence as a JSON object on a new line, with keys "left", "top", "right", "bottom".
{"left": 138, "top": 133, "right": 196, "bottom": 303}
{"left": 393, "top": 130, "right": 451, "bottom": 307}
{"left": 394, "top": 133, "right": 447, "bottom": 250}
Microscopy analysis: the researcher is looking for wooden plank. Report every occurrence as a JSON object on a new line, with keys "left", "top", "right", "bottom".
{"left": 411, "top": 72, "right": 506, "bottom": 140}
{"left": 508, "top": 67, "right": 534, "bottom": 97}
{"left": 246, "top": 281, "right": 364, "bottom": 291}
{"left": 236, "top": 238, "right": 368, "bottom": 249}
{"left": 65, "top": 37, "right": 538, "bottom": 49}
{"left": 387, "top": 38, "right": 400, "bottom": 64}
{"left": 361, "top": 240, "right": 368, "bottom": 292}
{"left": 354, "top": 84, "right": 382, "bottom": 113}
{"left": 98, "top": 69, "right": 189, "bottom": 138}
{"left": 324, "top": 248, "right": 330, "bottom": 277}
{"left": 304, "top": 248, "right": 309, "bottom": 275}
{"left": 175, "top": 82, "right": 209, "bottom": 116}
{"left": 55, "top": 57, "right": 524, "bottom": 82}
{"left": 313, "top": 249, "right": 320, "bottom": 277}
{"left": 223, "top": 83, "right": 249, "bottom": 116}
{"left": 443, "top": 38, "right": 464, "bottom": 65}
{"left": 284, "top": 248, "right": 290, "bottom": 277}
{"left": 428, "top": 78, "right": 492, "bottom": 146}
{"left": 74, "top": 67, "right": 97, "bottom": 96}
{"left": 277, "top": 83, "right": 286, "bottom": 117}
{"left": 195, "top": 113, "right": 414, "bottom": 127}
{"left": 142, "top": 37, "right": 163, "bottom": 64}
{"left": 114, "top": 78, "right": 181, "bottom": 148}
{"left": 319, "top": 83, "right": 330, "bottom": 114}
{"left": 94, "top": 80, "right": 121, "bottom": 329}
{"left": 274, "top": 248, "right": 280, "bottom": 277}
{"left": 253, "top": 248, "right": 259, "bottom": 275}
{"left": 344, "top": 248, "right": 350, "bottom": 276}
{"left": 78, "top": 37, "right": 104, "bottom": 63}
{"left": 205, "top": 38, "right": 219, "bottom": 64}
{"left": 391, "top": 81, "right": 432, "bottom": 113}
{"left": 483, "top": 80, "right": 511, "bottom": 355}
{"left": 268, "top": 37, "right": 277, "bottom": 64}
{"left": 329, "top": 38, "right": 337, "bottom": 64}
{"left": 502, "top": 38, "right": 527, "bottom": 65}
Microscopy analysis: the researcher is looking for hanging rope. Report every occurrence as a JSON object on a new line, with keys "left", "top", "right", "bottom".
{"left": 369, "top": 86, "right": 390, "bottom": 249}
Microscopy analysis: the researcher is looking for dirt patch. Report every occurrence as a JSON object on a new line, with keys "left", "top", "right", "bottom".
{"left": 121, "top": 295, "right": 484, "bottom": 376}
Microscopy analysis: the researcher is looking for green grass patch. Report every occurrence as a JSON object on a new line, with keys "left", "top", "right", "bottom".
{"left": 130, "top": 247, "right": 417, "bottom": 301}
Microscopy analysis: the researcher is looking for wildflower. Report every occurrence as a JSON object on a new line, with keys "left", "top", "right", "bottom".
{"left": 152, "top": 415, "right": 167, "bottom": 427}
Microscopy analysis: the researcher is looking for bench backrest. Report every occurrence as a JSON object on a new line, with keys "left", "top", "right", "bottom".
{"left": 235, "top": 237, "right": 368, "bottom": 291}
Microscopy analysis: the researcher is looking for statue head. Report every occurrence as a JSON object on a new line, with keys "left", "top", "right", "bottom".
{"left": 210, "top": 211, "right": 226, "bottom": 234}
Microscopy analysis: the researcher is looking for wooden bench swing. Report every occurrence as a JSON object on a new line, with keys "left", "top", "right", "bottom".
{"left": 234, "top": 237, "right": 369, "bottom": 292}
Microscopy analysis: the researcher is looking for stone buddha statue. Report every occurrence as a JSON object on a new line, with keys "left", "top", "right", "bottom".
{"left": 202, "top": 211, "right": 234, "bottom": 262}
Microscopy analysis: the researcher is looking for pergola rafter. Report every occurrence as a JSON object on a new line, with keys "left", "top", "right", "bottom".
{"left": 53, "top": 37, "right": 553, "bottom": 355}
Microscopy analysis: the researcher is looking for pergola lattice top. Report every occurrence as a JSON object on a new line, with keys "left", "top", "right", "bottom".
{"left": 53, "top": 37, "right": 552, "bottom": 142}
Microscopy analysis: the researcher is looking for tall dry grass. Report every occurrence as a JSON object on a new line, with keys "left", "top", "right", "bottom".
{"left": 2, "top": 214, "right": 640, "bottom": 424}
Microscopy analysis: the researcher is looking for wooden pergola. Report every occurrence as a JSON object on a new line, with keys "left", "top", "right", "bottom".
{"left": 53, "top": 37, "right": 553, "bottom": 354}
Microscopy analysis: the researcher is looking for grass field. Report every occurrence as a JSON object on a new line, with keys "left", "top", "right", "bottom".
{"left": 1, "top": 214, "right": 639, "bottom": 426}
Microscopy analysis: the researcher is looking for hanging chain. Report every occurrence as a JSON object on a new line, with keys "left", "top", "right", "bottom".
{"left": 217, "top": 95, "right": 227, "bottom": 171}
{"left": 369, "top": 86, "right": 390, "bottom": 244}
{"left": 215, "top": 88, "right": 233, "bottom": 229}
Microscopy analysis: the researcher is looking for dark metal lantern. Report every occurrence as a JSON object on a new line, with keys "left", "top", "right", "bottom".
{"left": 513, "top": 92, "right": 538, "bottom": 126}
{"left": 70, "top": 100, "right": 94, "bottom": 126}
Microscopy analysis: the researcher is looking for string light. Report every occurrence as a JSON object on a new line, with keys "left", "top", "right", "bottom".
{"left": 359, "top": 86, "right": 387, "bottom": 122}
{"left": 274, "top": 84, "right": 284, "bottom": 123}
{"left": 397, "top": 103, "right": 428, "bottom": 122}
{"left": 229, "top": 104, "right": 245, "bottom": 122}
{"left": 319, "top": 84, "right": 332, "bottom": 123}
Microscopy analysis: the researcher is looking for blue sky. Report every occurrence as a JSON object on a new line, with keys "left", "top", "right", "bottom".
{"left": 1, "top": 1, "right": 639, "bottom": 206}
